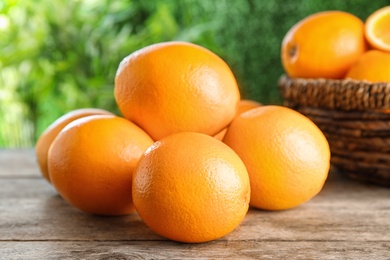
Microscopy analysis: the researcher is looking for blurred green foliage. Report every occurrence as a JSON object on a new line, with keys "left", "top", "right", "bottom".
{"left": 1, "top": 0, "right": 389, "bottom": 147}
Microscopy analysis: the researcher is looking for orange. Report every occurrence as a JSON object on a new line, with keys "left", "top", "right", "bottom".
{"left": 114, "top": 41, "right": 240, "bottom": 141}
{"left": 48, "top": 115, "right": 154, "bottom": 216}
{"left": 214, "top": 99, "right": 262, "bottom": 141}
{"left": 132, "top": 132, "right": 250, "bottom": 243}
{"left": 236, "top": 99, "right": 262, "bottom": 114}
{"left": 223, "top": 105, "right": 330, "bottom": 210}
{"left": 213, "top": 127, "right": 229, "bottom": 142}
{"left": 281, "top": 11, "right": 367, "bottom": 79}
{"left": 345, "top": 50, "right": 390, "bottom": 82}
{"left": 35, "top": 108, "right": 113, "bottom": 183}
{"left": 365, "top": 6, "right": 390, "bottom": 52}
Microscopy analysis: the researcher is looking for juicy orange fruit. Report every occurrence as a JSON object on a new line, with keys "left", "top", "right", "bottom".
{"left": 35, "top": 108, "right": 113, "bottom": 183}
{"left": 48, "top": 115, "right": 154, "bottom": 216}
{"left": 132, "top": 132, "right": 250, "bottom": 243}
{"left": 223, "top": 106, "right": 330, "bottom": 210}
{"left": 281, "top": 11, "right": 367, "bottom": 79}
{"left": 114, "top": 41, "right": 240, "bottom": 141}
{"left": 345, "top": 50, "right": 390, "bottom": 82}
{"left": 214, "top": 99, "right": 262, "bottom": 141}
{"left": 365, "top": 6, "right": 390, "bottom": 52}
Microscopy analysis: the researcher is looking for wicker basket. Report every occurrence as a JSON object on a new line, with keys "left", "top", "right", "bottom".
{"left": 279, "top": 75, "right": 390, "bottom": 187}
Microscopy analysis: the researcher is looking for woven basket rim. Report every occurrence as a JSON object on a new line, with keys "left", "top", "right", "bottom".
{"left": 279, "top": 75, "right": 390, "bottom": 111}
{"left": 279, "top": 74, "right": 390, "bottom": 85}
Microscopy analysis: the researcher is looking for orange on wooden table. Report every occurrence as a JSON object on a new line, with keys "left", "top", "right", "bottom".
{"left": 281, "top": 11, "right": 367, "bottom": 79}
{"left": 48, "top": 115, "right": 154, "bottom": 216}
{"left": 114, "top": 41, "right": 240, "bottom": 141}
{"left": 132, "top": 132, "right": 250, "bottom": 243}
{"left": 223, "top": 106, "right": 330, "bottom": 211}
{"left": 365, "top": 6, "right": 390, "bottom": 52}
{"left": 345, "top": 50, "right": 390, "bottom": 82}
{"left": 35, "top": 108, "right": 113, "bottom": 183}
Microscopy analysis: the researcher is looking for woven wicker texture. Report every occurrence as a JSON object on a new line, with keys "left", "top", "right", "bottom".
{"left": 279, "top": 75, "right": 390, "bottom": 111}
{"left": 279, "top": 75, "right": 390, "bottom": 187}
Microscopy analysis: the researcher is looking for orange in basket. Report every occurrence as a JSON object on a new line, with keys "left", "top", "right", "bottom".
{"left": 345, "top": 50, "right": 390, "bottom": 82}
{"left": 281, "top": 11, "right": 367, "bottom": 79}
{"left": 365, "top": 6, "right": 390, "bottom": 52}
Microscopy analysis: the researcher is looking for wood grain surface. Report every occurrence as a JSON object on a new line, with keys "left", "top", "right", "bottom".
{"left": 1, "top": 149, "right": 390, "bottom": 259}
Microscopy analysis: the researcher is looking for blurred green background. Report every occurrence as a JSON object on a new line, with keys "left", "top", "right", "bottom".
{"left": 1, "top": 0, "right": 389, "bottom": 147}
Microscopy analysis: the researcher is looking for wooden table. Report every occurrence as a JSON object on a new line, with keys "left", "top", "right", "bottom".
{"left": 1, "top": 149, "right": 390, "bottom": 259}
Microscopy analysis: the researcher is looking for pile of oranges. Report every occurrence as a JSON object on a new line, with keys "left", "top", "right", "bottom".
{"left": 281, "top": 6, "right": 390, "bottom": 83}
{"left": 36, "top": 33, "right": 333, "bottom": 242}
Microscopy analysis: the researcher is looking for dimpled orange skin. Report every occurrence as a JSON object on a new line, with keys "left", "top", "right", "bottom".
{"left": 213, "top": 99, "right": 262, "bottom": 141}
{"left": 281, "top": 11, "right": 367, "bottom": 79}
{"left": 35, "top": 108, "right": 113, "bottom": 183}
{"left": 345, "top": 50, "right": 390, "bottom": 82}
{"left": 114, "top": 41, "right": 240, "bottom": 141}
{"left": 223, "top": 106, "right": 330, "bottom": 210}
{"left": 48, "top": 115, "right": 154, "bottom": 216}
{"left": 132, "top": 132, "right": 250, "bottom": 243}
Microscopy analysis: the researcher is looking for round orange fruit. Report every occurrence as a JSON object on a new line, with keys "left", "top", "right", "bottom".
{"left": 114, "top": 41, "right": 240, "bottom": 141}
{"left": 48, "top": 115, "right": 154, "bottom": 216}
{"left": 281, "top": 11, "right": 367, "bottom": 79}
{"left": 365, "top": 6, "right": 390, "bottom": 52}
{"left": 345, "top": 50, "right": 390, "bottom": 82}
{"left": 35, "top": 108, "right": 113, "bottom": 183}
{"left": 223, "top": 106, "right": 330, "bottom": 210}
{"left": 132, "top": 132, "right": 250, "bottom": 243}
